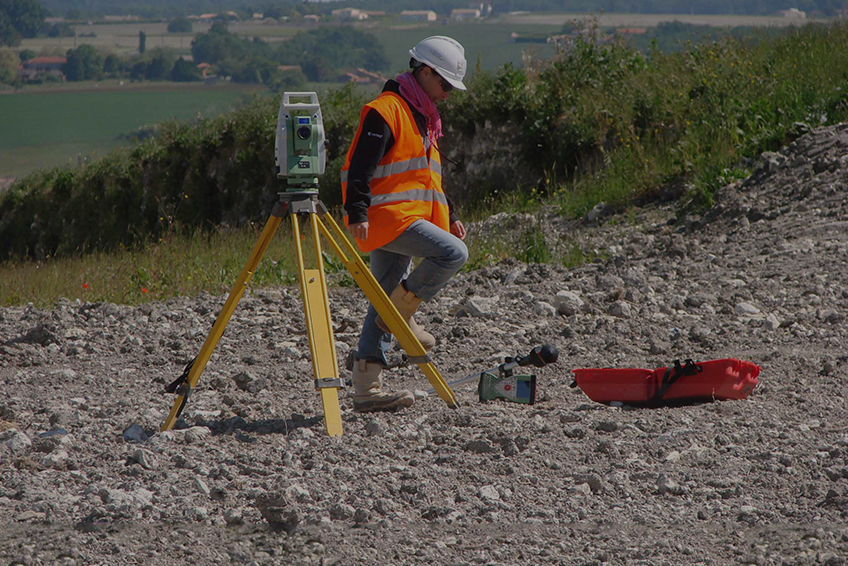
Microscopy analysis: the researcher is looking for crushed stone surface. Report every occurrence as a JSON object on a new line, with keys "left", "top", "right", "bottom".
{"left": 2, "top": 124, "right": 848, "bottom": 565}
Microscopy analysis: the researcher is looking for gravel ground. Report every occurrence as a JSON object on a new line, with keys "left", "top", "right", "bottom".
{"left": 2, "top": 124, "right": 848, "bottom": 565}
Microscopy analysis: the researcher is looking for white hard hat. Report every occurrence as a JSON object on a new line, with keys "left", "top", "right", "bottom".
{"left": 409, "top": 36, "right": 467, "bottom": 91}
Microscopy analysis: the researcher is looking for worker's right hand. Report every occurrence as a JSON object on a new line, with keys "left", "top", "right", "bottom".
{"left": 348, "top": 221, "right": 369, "bottom": 241}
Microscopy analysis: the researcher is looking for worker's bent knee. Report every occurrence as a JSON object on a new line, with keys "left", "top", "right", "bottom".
{"left": 444, "top": 239, "right": 468, "bottom": 271}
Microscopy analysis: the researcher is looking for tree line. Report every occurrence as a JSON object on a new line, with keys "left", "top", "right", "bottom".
{"left": 190, "top": 23, "right": 387, "bottom": 85}
{"left": 32, "top": 0, "right": 848, "bottom": 19}
{"left": 2, "top": 22, "right": 389, "bottom": 88}
{"left": 0, "top": 0, "right": 74, "bottom": 47}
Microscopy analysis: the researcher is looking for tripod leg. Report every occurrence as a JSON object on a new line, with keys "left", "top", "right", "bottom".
{"left": 161, "top": 212, "right": 284, "bottom": 431}
{"left": 315, "top": 212, "right": 458, "bottom": 409}
{"left": 291, "top": 213, "right": 344, "bottom": 437}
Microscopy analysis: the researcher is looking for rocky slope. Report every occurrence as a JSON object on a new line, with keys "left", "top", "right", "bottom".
{"left": 2, "top": 124, "right": 848, "bottom": 565}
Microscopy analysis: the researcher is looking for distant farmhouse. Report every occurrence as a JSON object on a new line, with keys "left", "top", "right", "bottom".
{"left": 191, "top": 13, "right": 219, "bottom": 23}
{"left": 196, "top": 62, "right": 214, "bottom": 78}
{"left": 343, "top": 67, "right": 386, "bottom": 84}
{"left": 18, "top": 56, "right": 66, "bottom": 82}
{"left": 616, "top": 28, "right": 647, "bottom": 36}
{"left": 400, "top": 10, "right": 437, "bottom": 22}
{"left": 778, "top": 8, "right": 806, "bottom": 18}
{"left": 332, "top": 8, "right": 369, "bottom": 21}
{"left": 189, "top": 11, "right": 239, "bottom": 23}
{"left": 103, "top": 15, "right": 139, "bottom": 22}
{"left": 450, "top": 9, "right": 481, "bottom": 22}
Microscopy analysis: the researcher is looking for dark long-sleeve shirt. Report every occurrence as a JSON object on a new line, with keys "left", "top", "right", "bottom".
{"left": 344, "top": 79, "right": 457, "bottom": 226}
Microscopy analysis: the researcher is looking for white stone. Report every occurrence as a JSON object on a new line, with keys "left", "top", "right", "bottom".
{"left": 609, "top": 301, "right": 632, "bottom": 318}
{"left": 479, "top": 485, "right": 500, "bottom": 501}
{"left": 132, "top": 488, "right": 155, "bottom": 508}
{"left": 569, "top": 483, "right": 592, "bottom": 497}
{"left": 463, "top": 296, "right": 500, "bottom": 317}
{"left": 50, "top": 368, "right": 77, "bottom": 379}
{"left": 764, "top": 313, "right": 781, "bottom": 330}
{"left": 554, "top": 291, "right": 584, "bottom": 316}
{"left": 194, "top": 478, "right": 211, "bottom": 496}
{"left": 533, "top": 301, "right": 557, "bottom": 317}
{"left": 735, "top": 302, "right": 761, "bottom": 316}
{"left": 285, "top": 484, "right": 312, "bottom": 503}
{"left": 2, "top": 430, "right": 32, "bottom": 454}
{"left": 41, "top": 449, "right": 69, "bottom": 468}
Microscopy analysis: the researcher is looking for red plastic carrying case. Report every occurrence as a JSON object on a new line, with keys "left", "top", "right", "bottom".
{"left": 571, "top": 359, "right": 760, "bottom": 405}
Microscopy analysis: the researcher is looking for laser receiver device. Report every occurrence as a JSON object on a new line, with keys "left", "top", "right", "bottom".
{"left": 479, "top": 371, "right": 537, "bottom": 404}
{"left": 428, "top": 344, "right": 559, "bottom": 405}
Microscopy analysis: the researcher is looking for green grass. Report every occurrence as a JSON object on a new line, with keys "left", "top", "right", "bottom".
{"left": 0, "top": 224, "right": 302, "bottom": 307}
{"left": 0, "top": 218, "right": 594, "bottom": 308}
{"left": 0, "top": 84, "right": 264, "bottom": 178}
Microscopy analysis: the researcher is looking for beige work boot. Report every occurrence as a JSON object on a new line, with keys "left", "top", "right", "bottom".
{"left": 351, "top": 359, "right": 414, "bottom": 413}
{"left": 375, "top": 283, "right": 436, "bottom": 351}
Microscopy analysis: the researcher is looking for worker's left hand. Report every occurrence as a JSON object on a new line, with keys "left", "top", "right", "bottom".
{"left": 450, "top": 220, "right": 466, "bottom": 240}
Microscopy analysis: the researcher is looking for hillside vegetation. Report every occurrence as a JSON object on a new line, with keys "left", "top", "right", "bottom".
{"left": 2, "top": 21, "right": 848, "bottom": 265}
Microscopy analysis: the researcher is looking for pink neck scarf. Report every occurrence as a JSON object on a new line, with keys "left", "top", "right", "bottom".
{"left": 395, "top": 72, "right": 442, "bottom": 145}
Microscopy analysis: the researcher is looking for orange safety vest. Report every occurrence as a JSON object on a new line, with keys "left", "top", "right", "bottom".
{"left": 341, "top": 91, "right": 450, "bottom": 252}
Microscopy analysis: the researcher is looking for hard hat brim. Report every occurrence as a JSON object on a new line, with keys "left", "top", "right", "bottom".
{"left": 444, "top": 76, "right": 467, "bottom": 91}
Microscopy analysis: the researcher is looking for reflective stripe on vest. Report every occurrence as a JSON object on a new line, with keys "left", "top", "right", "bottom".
{"left": 371, "top": 188, "right": 449, "bottom": 207}
{"left": 340, "top": 156, "right": 442, "bottom": 184}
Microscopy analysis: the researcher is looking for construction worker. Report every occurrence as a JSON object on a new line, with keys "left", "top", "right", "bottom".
{"left": 341, "top": 36, "right": 469, "bottom": 412}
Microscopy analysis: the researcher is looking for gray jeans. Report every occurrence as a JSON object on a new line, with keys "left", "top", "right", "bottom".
{"left": 356, "top": 219, "right": 468, "bottom": 366}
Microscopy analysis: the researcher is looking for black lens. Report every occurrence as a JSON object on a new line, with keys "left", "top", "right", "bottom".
{"left": 439, "top": 76, "right": 453, "bottom": 92}
{"left": 296, "top": 126, "right": 311, "bottom": 140}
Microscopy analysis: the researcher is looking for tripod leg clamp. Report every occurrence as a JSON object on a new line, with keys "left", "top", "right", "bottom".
{"left": 407, "top": 355, "right": 431, "bottom": 365}
{"left": 315, "top": 378, "right": 345, "bottom": 390}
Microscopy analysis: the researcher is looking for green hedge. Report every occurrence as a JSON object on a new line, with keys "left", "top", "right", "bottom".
{"left": 3, "top": 21, "right": 848, "bottom": 261}
{"left": 441, "top": 22, "right": 848, "bottom": 212}
{"left": 0, "top": 85, "right": 367, "bottom": 261}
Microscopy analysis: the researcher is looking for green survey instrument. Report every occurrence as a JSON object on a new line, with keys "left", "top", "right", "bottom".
{"left": 428, "top": 344, "right": 559, "bottom": 405}
{"left": 160, "top": 92, "right": 458, "bottom": 438}
{"left": 274, "top": 92, "right": 327, "bottom": 189}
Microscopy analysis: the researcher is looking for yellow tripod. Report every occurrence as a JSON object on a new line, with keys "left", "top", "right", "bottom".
{"left": 160, "top": 190, "right": 458, "bottom": 437}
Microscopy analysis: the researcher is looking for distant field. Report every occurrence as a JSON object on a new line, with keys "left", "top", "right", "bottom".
{"left": 376, "top": 23, "right": 561, "bottom": 75}
{"left": 494, "top": 12, "right": 831, "bottom": 27}
{"left": 0, "top": 82, "right": 265, "bottom": 179}
{"left": 19, "top": 21, "right": 208, "bottom": 58}
{"left": 19, "top": 21, "right": 299, "bottom": 58}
